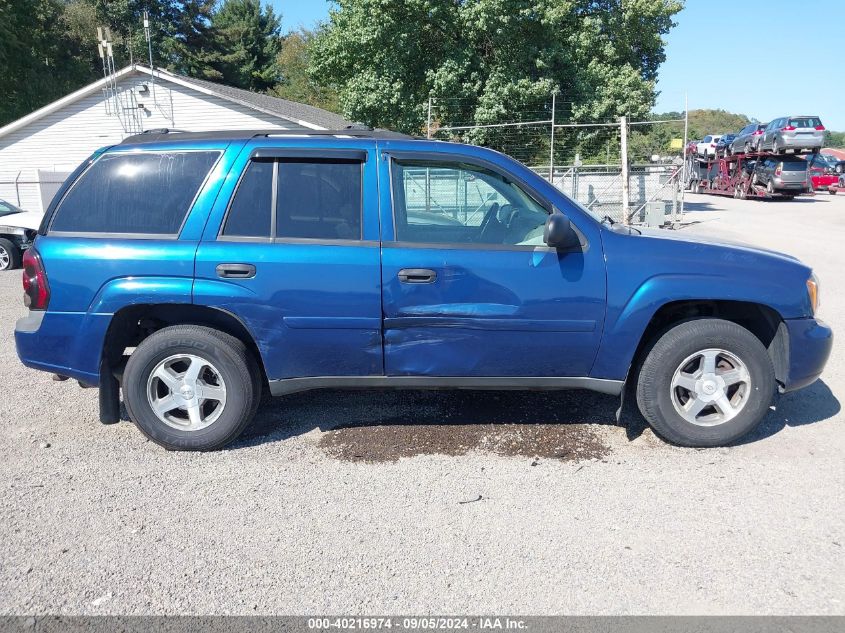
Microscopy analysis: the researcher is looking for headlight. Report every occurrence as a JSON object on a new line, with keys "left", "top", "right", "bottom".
{"left": 0, "top": 225, "right": 25, "bottom": 236}
{"left": 806, "top": 274, "right": 819, "bottom": 315}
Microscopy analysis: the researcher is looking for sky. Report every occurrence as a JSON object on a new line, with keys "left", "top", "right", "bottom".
{"left": 270, "top": 0, "right": 844, "bottom": 131}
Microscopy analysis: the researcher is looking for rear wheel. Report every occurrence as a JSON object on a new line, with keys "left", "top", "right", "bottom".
{"left": 771, "top": 139, "right": 779, "bottom": 154}
{"left": 636, "top": 319, "right": 775, "bottom": 447}
{"left": 0, "top": 238, "right": 21, "bottom": 271}
{"left": 766, "top": 179, "right": 775, "bottom": 195}
{"left": 122, "top": 325, "right": 261, "bottom": 451}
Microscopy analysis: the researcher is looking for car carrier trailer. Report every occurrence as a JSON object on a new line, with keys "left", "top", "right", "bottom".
{"left": 685, "top": 149, "right": 816, "bottom": 200}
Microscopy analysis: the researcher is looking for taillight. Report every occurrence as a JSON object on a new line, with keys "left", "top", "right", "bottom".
{"left": 753, "top": 129, "right": 763, "bottom": 135}
{"left": 775, "top": 166, "right": 782, "bottom": 176}
{"left": 22, "top": 248, "right": 49, "bottom": 310}
{"left": 815, "top": 125, "right": 825, "bottom": 131}
{"left": 781, "top": 125, "right": 796, "bottom": 131}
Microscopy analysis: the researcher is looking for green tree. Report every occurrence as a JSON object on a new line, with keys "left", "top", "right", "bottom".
{"left": 270, "top": 28, "right": 339, "bottom": 112}
{"left": 0, "top": 0, "right": 98, "bottom": 126}
{"left": 211, "top": 0, "right": 281, "bottom": 91}
{"left": 311, "top": 0, "right": 684, "bottom": 145}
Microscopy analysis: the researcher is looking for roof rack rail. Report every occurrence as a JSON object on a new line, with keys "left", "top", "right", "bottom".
{"left": 120, "top": 126, "right": 414, "bottom": 145}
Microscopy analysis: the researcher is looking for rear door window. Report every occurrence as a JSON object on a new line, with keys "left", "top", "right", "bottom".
{"left": 275, "top": 160, "right": 362, "bottom": 240}
{"left": 50, "top": 151, "right": 220, "bottom": 235}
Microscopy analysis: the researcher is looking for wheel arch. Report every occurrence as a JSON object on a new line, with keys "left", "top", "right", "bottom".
{"left": 102, "top": 303, "right": 268, "bottom": 386}
{"left": 628, "top": 299, "right": 788, "bottom": 387}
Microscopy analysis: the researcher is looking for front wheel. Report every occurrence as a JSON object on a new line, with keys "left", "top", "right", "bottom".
{"left": 122, "top": 325, "right": 261, "bottom": 451}
{"left": 636, "top": 319, "right": 775, "bottom": 447}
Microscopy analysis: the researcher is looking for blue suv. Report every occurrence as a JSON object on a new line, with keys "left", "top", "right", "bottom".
{"left": 15, "top": 129, "right": 832, "bottom": 451}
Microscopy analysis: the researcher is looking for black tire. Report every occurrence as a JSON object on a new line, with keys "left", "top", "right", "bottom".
{"left": 831, "top": 189, "right": 837, "bottom": 195}
{"left": 0, "top": 238, "right": 21, "bottom": 271}
{"left": 122, "top": 325, "right": 261, "bottom": 451}
{"left": 636, "top": 319, "right": 775, "bottom": 447}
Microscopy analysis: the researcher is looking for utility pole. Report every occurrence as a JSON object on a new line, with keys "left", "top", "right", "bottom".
{"left": 620, "top": 115, "right": 629, "bottom": 225}
{"left": 143, "top": 10, "right": 157, "bottom": 105}
{"left": 549, "top": 91, "right": 556, "bottom": 183}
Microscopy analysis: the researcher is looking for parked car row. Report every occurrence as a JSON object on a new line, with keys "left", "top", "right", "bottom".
{"left": 690, "top": 116, "right": 827, "bottom": 159}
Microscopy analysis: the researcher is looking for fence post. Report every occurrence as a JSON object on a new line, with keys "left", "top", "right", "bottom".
{"left": 620, "top": 115, "right": 630, "bottom": 224}
{"left": 427, "top": 97, "right": 432, "bottom": 139}
{"left": 548, "top": 91, "right": 556, "bottom": 183}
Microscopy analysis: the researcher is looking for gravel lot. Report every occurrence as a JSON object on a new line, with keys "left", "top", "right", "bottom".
{"left": 0, "top": 192, "right": 843, "bottom": 615}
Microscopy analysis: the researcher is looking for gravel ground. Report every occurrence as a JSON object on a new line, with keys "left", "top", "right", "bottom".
{"left": 0, "top": 193, "right": 843, "bottom": 615}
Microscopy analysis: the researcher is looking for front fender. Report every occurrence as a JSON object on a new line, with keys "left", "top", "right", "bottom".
{"left": 590, "top": 272, "right": 797, "bottom": 381}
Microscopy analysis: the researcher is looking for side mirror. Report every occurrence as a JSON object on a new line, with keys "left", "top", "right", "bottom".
{"left": 543, "top": 212, "right": 580, "bottom": 249}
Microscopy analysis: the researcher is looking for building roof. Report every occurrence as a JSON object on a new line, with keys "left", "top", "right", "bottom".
{"left": 167, "top": 71, "right": 354, "bottom": 131}
{"left": 0, "top": 65, "right": 355, "bottom": 139}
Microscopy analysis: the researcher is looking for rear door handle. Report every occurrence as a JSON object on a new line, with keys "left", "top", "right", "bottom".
{"left": 216, "top": 263, "right": 256, "bottom": 279}
{"left": 398, "top": 268, "right": 437, "bottom": 283}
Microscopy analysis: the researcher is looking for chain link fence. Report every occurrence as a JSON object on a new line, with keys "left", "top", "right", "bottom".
{"left": 427, "top": 96, "right": 688, "bottom": 226}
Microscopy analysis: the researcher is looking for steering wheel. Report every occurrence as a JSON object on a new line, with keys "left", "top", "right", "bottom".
{"left": 476, "top": 202, "right": 500, "bottom": 239}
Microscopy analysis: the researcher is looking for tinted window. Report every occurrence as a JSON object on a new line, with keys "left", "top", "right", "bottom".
{"left": 392, "top": 160, "right": 550, "bottom": 246}
{"left": 780, "top": 161, "right": 807, "bottom": 171}
{"left": 51, "top": 151, "right": 219, "bottom": 234}
{"left": 222, "top": 160, "right": 273, "bottom": 237}
{"left": 275, "top": 161, "right": 362, "bottom": 240}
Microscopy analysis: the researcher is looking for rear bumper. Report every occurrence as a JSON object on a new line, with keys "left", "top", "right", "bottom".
{"left": 780, "top": 317, "right": 833, "bottom": 393}
{"left": 15, "top": 310, "right": 108, "bottom": 385}
{"left": 780, "top": 136, "right": 823, "bottom": 149}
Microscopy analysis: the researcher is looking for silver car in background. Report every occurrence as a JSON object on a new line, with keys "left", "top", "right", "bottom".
{"left": 730, "top": 122, "right": 766, "bottom": 154}
{"left": 759, "top": 116, "right": 825, "bottom": 154}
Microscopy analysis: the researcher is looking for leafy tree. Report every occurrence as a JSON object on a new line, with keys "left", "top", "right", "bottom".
{"left": 270, "top": 28, "right": 339, "bottom": 112}
{"left": 0, "top": 0, "right": 98, "bottom": 126}
{"left": 824, "top": 130, "right": 845, "bottom": 149}
{"left": 211, "top": 0, "right": 281, "bottom": 91}
{"left": 311, "top": 0, "right": 684, "bottom": 149}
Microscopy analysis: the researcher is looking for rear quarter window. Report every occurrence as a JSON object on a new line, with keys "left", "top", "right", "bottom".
{"left": 49, "top": 151, "right": 220, "bottom": 235}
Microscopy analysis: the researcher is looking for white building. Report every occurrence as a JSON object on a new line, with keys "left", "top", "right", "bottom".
{"left": 0, "top": 65, "right": 353, "bottom": 213}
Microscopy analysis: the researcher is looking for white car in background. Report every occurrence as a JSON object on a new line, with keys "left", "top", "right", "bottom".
{"left": 696, "top": 134, "right": 723, "bottom": 158}
{"left": 0, "top": 199, "right": 41, "bottom": 271}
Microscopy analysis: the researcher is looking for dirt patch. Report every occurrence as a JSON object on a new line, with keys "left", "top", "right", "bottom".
{"left": 318, "top": 421, "right": 610, "bottom": 463}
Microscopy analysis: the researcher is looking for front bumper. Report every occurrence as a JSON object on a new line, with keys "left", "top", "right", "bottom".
{"left": 780, "top": 317, "right": 833, "bottom": 393}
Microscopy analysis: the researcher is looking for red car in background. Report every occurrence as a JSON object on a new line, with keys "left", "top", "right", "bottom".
{"left": 807, "top": 154, "right": 841, "bottom": 192}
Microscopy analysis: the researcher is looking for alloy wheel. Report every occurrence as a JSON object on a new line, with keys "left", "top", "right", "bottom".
{"left": 670, "top": 348, "right": 751, "bottom": 426}
{"left": 146, "top": 354, "right": 227, "bottom": 431}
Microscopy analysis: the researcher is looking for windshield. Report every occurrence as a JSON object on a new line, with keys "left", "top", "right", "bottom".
{"left": 811, "top": 154, "right": 836, "bottom": 167}
{"left": 0, "top": 199, "right": 25, "bottom": 218}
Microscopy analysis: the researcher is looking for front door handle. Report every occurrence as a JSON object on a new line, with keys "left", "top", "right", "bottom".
{"left": 216, "top": 263, "right": 256, "bottom": 279}
{"left": 398, "top": 268, "right": 437, "bottom": 283}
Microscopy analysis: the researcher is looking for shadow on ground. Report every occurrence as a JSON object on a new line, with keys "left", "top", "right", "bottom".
{"left": 230, "top": 379, "right": 839, "bottom": 461}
